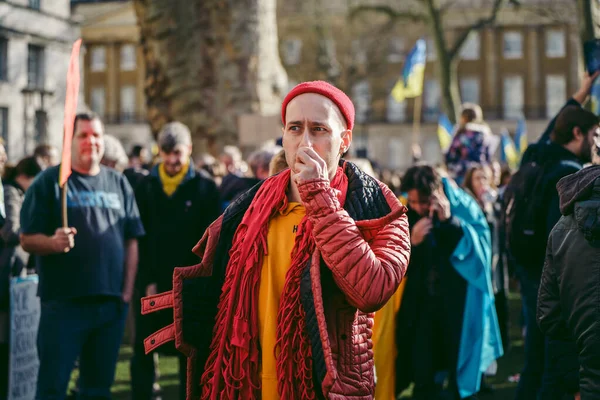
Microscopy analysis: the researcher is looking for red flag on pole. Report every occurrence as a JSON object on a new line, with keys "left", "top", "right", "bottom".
{"left": 59, "top": 39, "right": 82, "bottom": 188}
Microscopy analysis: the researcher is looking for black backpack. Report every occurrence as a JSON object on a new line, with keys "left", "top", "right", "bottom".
{"left": 503, "top": 159, "right": 581, "bottom": 268}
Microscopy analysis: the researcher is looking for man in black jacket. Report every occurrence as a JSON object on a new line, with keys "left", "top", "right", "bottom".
{"left": 522, "top": 71, "right": 600, "bottom": 164}
{"left": 538, "top": 164, "right": 600, "bottom": 399}
{"left": 513, "top": 106, "right": 598, "bottom": 400}
{"left": 130, "top": 122, "right": 221, "bottom": 400}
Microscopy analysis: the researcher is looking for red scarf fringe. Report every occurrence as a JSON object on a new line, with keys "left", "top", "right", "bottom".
{"left": 201, "top": 168, "right": 347, "bottom": 399}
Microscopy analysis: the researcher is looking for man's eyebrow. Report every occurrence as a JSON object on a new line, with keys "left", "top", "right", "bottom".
{"left": 309, "top": 121, "right": 329, "bottom": 126}
{"left": 287, "top": 120, "right": 303, "bottom": 125}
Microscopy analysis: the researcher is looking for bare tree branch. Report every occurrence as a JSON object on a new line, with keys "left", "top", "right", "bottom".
{"left": 526, "top": 3, "right": 577, "bottom": 24}
{"left": 348, "top": 5, "right": 429, "bottom": 23}
{"left": 449, "top": 0, "right": 509, "bottom": 59}
{"left": 439, "top": 0, "right": 458, "bottom": 16}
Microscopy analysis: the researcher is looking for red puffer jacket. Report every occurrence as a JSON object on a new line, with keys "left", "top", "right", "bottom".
{"left": 141, "top": 172, "right": 410, "bottom": 399}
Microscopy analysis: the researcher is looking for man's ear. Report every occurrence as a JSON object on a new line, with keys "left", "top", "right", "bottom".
{"left": 341, "top": 129, "right": 352, "bottom": 153}
{"left": 573, "top": 126, "right": 584, "bottom": 141}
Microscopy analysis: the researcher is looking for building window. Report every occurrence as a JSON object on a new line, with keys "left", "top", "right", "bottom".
{"left": 352, "top": 80, "right": 371, "bottom": 124}
{"left": 503, "top": 31, "right": 523, "bottom": 59}
{"left": 460, "top": 77, "right": 480, "bottom": 104}
{"left": 29, "top": 0, "right": 40, "bottom": 10}
{"left": 351, "top": 40, "right": 367, "bottom": 65}
{"left": 387, "top": 37, "right": 405, "bottom": 63}
{"left": 546, "top": 29, "right": 566, "bottom": 58}
{"left": 120, "top": 85, "right": 136, "bottom": 122}
{"left": 426, "top": 38, "right": 437, "bottom": 61}
{"left": 91, "top": 46, "right": 106, "bottom": 72}
{"left": 389, "top": 138, "right": 404, "bottom": 169}
{"left": 0, "top": 38, "right": 7, "bottom": 81}
{"left": 27, "top": 45, "right": 44, "bottom": 89}
{"left": 503, "top": 75, "right": 524, "bottom": 119}
{"left": 35, "top": 110, "right": 47, "bottom": 144}
{"left": 120, "top": 44, "right": 136, "bottom": 71}
{"left": 282, "top": 38, "right": 302, "bottom": 66}
{"left": 546, "top": 75, "right": 566, "bottom": 118}
{"left": 460, "top": 32, "right": 480, "bottom": 60}
{"left": 386, "top": 93, "right": 407, "bottom": 123}
{"left": 424, "top": 79, "right": 441, "bottom": 122}
{"left": 0, "top": 108, "right": 7, "bottom": 146}
{"left": 90, "top": 87, "right": 105, "bottom": 118}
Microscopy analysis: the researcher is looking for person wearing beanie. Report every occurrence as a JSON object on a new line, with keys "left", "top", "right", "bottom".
{"left": 140, "top": 81, "right": 411, "bottom": 399}
{"left": 131, "top": 121, "right": 221, "bottom": 400}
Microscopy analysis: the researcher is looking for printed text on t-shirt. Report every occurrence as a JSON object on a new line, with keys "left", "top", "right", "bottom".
{"left": 67, "top": 190, "right": 121, "bottom": 210}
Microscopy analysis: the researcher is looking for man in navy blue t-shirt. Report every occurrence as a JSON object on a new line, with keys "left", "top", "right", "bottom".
{"left": 20, "top": 113, "right": 145, "bottom": 399}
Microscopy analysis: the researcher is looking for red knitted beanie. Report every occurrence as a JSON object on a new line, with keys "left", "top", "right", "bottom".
{"left": 281, "top": 81, "right": 355, "bottom": 130}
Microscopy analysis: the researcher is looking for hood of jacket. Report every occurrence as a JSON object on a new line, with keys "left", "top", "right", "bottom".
{"left": 557, "top": 165, "right": 600, "bottom": 240}
{"left": 558, "top": 166, "right": 600, "bottom": 215}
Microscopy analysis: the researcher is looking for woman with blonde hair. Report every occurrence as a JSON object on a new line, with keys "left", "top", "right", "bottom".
{"left": 463, "top": 164, "right": 511, "bottom": 354}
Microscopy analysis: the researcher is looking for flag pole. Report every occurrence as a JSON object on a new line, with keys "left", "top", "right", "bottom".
{"left": 61, "top": 184, "right": 68, "bottom": 228}
{"left": 412, "top": 93, "right": 423, "bottom": 163}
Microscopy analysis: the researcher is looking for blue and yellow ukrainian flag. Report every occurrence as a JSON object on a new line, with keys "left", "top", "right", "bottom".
{"left": 514, "top": 119, "right": 528, "bottom": 155}
{"left": 500, "top": 128, "right": 519, "bottom": 171}
{"left": 391, "top": 39, "right": 427, "bottom": 102}
{"left": 592, "top": 81, "right": 600, "bottom": 115}
{"left": 437, "top": 114, "right": 454, "bottom": 153}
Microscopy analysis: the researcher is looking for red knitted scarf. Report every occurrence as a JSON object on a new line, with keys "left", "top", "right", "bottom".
{"left": 201, "top": 167, "right": 347, "bottom": 400}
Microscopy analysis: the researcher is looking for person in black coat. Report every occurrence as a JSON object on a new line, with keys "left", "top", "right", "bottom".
{"left": 538, "top": 165, "right": 600, "bottom": 399}
{"left": 130, "top": 122, "right": 221, "bottom": 400}
{"left": 512, "top": 106, "right": 599, "bottom": 400}
{"left": 395, "top": 165, "right": 468, "bottom": 400}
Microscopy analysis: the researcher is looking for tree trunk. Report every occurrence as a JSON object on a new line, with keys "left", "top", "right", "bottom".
{"left": 440, "top": 57, "right": 461, "bottom": 123}
{"left": 438, "top": 56, "right": 460, "bottom": 124}
{"left": 434, "top": 43, "right": 458, "bottom": 123}
{"left": 133, "top": 0, "right": 288, "bottom": 154}
{"left": 425, "top": 0, "right": 460, "bottom": 123}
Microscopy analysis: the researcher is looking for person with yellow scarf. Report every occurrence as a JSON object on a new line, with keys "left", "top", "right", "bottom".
{"left": 131, "top": 122, "right": 221, "bottom": 400}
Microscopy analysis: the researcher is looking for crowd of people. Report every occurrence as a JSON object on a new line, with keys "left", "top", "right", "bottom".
{"left": 0, "top": 75, "right": 597, "bottom": 400}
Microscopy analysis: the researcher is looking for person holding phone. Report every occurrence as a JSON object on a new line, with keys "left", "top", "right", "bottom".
{"left": 395, "top": 165, "right": 502, "bottom": 400}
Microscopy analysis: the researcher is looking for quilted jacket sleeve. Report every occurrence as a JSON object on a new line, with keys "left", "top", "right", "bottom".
{"left": 299, "top": 178, "right": 410, "bottom": 313}
{"left": 537, "top": 232, "right": 567, "bottom": 338}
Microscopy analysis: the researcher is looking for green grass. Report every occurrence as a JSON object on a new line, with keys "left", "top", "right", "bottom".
{"left": 69, "top": 297, "right": 525, "bottom": 399}
{"left": 113, "top": 348, "right": 180, "bottom": 399}
{"left": 67, "top": 345, "right": 182, "bottom": 399}
{"left": 397, "top": 294, "right": 525, "bottom": 398}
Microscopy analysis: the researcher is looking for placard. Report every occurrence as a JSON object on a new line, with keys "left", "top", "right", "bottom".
{"left": 8, "top": 275, "right": 40, "bottom": 400}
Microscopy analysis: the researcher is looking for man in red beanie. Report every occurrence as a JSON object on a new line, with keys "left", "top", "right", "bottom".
{"left": 140, "top": 81, "right": 411, "bottom": 400}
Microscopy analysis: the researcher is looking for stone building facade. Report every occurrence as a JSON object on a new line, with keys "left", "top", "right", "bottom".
{"left": 71, "top": 0, "right": 152, "bottom": 153}
{"left": 0, "top": 0, "right": 80, "bottom": 161}
{"left": 277, "top": 0, "right": 579, "bottom": 169}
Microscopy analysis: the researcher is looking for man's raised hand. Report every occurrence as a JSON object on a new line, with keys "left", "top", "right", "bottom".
{"left": 294, "top": 147, "right": 329, "bottom": 185}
